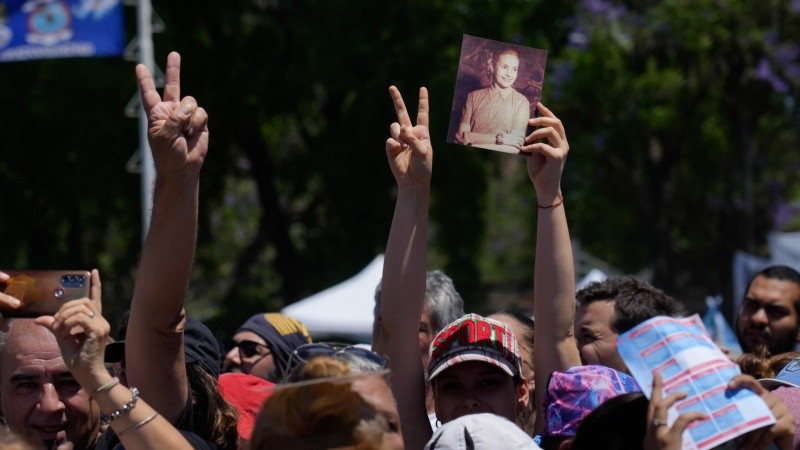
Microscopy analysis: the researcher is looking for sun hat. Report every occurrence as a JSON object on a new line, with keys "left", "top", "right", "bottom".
{"left": 427, "top": 313, "right": 522, "bottom": 381}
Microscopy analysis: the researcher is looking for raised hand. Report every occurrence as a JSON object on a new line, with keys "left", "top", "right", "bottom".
{"left": 520, "top": 103, "right": 568, "bottom": 206}
{"left": 0, "top": 272, "right": 21, "bottom": 329}
{"left": 644, "top": 372, "right": 707, "bottom": 450}
{"left": 136, "top": 52, "right": 209, "bottom": 175}
{"left": 386, "top": 86, "right": 432, "bottom": 189}
{"left": 728, "top": 375, "right": 795, "bottom": 450}
{"left": 35, "top": 270, "right": 109, "bottom": 384}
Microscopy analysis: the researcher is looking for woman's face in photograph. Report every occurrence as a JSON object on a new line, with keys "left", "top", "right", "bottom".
{"left": 493, "top": 53, "right": 519, "bottom": 89}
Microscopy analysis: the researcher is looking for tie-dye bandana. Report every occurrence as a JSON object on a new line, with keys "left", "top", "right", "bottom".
{"left": 543, "top": 365, "right": 641, "bottom": 437}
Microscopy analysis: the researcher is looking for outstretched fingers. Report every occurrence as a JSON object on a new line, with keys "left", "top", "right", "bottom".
{"left": 136, "top": 64, "right": 161, "bottom": 113}
{"left": 162, "top": 51, "right": 181, "bottom": 103}
{"left": 416, "top": 87, "right": 429, "bottom": 128}
{"left": 89, "top": 269, "right": 102, "bottom": 314}
{"left": 389, "top": 85, "right": 412, "bottom": 127}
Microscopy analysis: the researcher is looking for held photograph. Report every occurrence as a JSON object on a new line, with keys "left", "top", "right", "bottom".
{"left": 447, "top": 35, "right": 548, "bottom": 154}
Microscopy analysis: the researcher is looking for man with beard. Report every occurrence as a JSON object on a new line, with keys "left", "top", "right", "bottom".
{"left": 737, "top": 265, "right": 800, "bottom": 356}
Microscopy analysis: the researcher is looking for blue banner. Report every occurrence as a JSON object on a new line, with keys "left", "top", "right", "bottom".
{"left": 0, "top": 0, "right": 124, "bottom": 62}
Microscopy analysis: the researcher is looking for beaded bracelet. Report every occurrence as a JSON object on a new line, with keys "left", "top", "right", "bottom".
{"left": 117, "top": 412, "right": 159, "bottom": 436}
{"left": 91, "top": 377, "right": 119, "bottom": 398}
{"left": 101, "top": 387, "right": 140, "bottom": 425}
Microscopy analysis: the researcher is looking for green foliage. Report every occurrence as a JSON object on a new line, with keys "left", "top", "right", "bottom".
{"left": 3, "top": 0, "right": 800, "bottom": 333}
{"left": 553, "top": 0, "right": 800, "bottom": 309}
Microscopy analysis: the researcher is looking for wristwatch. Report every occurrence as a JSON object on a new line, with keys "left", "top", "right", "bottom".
{"left": 495, "top": 133, "right": 504, "bottom": 145}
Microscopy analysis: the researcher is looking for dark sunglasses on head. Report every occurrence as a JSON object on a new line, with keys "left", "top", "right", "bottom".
{"left": 283, "top": 342, "right": 388, "bottom": 382}
{"left": 230, "top": 340, "right": 271, "bottom": 358}
{"left": 296, "top": 343, "right": 387, "bottom": 367}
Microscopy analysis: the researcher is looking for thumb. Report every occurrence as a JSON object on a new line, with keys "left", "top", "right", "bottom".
{"left": 34, "top": 315, "right": 56, "bottom": 331}
{"left": 161, "top": 97, "right": 197, "bottom": 139}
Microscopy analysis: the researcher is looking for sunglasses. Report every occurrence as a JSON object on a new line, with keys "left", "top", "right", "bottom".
{"left": 283, "top": 342, "right": 388, "bottom": 382}
{"left": 230, "top": 340, "right": 271, "bottom": 359}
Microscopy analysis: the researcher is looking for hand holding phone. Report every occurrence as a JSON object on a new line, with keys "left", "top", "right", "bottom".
{"left": 0, "top": 270, "right": 91, "bottom": 317}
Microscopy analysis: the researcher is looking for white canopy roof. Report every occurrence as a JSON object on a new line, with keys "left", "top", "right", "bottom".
{"left": 281, "top": 254, "right": 383, "bottom": 343}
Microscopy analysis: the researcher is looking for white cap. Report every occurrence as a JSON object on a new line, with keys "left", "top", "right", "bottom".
{"left": 424, "top": 413, "right": 541, "bottom": 450}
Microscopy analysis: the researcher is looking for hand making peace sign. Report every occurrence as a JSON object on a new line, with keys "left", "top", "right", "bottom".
{"left": 136, "top": 52, "right": 209, "bottom": 175}
{"left": 386, "top": 86, "right": 433, "bottom": 189}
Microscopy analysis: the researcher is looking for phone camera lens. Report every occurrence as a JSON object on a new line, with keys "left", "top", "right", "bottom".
{"left": 54, "top": 288, "right": 65, "bottom": 299}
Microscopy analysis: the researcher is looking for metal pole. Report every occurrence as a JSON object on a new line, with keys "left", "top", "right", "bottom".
{"left": 137, "top": 0, "right": 155, "bottom": 243}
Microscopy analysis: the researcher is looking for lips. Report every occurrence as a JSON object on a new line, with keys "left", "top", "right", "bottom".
{"left": 35, "top": 424, "right": 66, "bottom": 440}
{"left": 744, "top": 328, "right": 768, "bottom": 343}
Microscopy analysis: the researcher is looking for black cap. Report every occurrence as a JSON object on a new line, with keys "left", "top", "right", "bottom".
{"left": 103, "top": 316, "right": 221, "bottom": 379}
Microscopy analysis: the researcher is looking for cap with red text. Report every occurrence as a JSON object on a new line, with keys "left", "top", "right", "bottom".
{"left": 427, "top": 313, "right": 522, "bottom": 381}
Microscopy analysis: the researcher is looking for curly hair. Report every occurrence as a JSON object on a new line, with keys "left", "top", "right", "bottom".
{"left": 738, "top": 350, "right": 800, "bottom": 379}
{"left": 251, "top": 357, "right": 388, "bottom": 450}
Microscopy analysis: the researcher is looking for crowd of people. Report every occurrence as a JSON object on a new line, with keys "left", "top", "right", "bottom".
{"left": 1, "top": 50, "right": 800, "bottom": 450}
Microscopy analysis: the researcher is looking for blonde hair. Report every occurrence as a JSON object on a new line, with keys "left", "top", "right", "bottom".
{"left": 251, "top": 357, "right": 387, "bottom": 449}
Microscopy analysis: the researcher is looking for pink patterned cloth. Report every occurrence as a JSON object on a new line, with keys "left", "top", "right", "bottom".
{"left": 772, "top": 386, "right": 800, "bottom": 450}
{"left": 543, "top": 365, "right": 641, "bottom": 437}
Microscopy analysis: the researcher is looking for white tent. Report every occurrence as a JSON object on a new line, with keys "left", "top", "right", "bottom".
{"left": 576, "top": 268, "right": 608, "bottom": 291}
{"left": 281, "top": 254, "right": 383, "bottom": 343}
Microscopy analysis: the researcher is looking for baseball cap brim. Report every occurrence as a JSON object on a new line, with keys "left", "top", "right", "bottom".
{"left": 428, "top": 348, "right": 517, "bottom": 381}
{"left": 759, "top": 377, "right": 799, "bottom": 391}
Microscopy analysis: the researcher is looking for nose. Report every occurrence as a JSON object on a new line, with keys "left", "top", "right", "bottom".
{"left": 751, "top": 307, "right": 769, "bottom": 325}
{"left": 462, "top": 394, "right": 482, "bottom": 409}
{"left": 38, "top": 384, "right": 65, "bottom": 414}
{"left": 222, "top": 346, "right": 241, "bottom": 373}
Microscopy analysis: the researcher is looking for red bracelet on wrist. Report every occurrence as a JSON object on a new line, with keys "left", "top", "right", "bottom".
{"left": 537, "top": 195, "right": 564, "bottom": 209}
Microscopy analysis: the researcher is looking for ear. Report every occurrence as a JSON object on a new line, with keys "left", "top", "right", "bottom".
{"left": 517, "top": 377, "right": 531, "bottom": 409}
{"left": 558, "top": 438, "right": 573, "bottom": 450}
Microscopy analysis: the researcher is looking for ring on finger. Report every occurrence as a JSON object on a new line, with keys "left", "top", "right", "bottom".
{"left": 88, "top": 311, "right": 95, "bottom": 319}
{"left": 653, "top": 418, "right": 667, "bottom": 427}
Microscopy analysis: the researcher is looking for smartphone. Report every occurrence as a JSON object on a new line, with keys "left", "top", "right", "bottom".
{"left": 0, "top": 270, "right": 91, "bottom": 317}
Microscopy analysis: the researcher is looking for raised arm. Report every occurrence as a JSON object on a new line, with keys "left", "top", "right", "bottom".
{"left": 35, "top": 271, "right": 193, "bottom": 450}
{"left": 126, "top": 51, "right": 209, "bottom": 423}
{"left": 372, "top": 86, "right": 433, "bottom": 449}
{"left": 521, "top": 103, "right": 581, "bottom": 433}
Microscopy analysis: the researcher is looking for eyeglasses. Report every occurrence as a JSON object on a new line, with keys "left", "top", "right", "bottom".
{"left": 283, "top": 342, "right": 388, "bottom": 382}
{"left": 231, "top": 340, "right": 272, "bottom": 359}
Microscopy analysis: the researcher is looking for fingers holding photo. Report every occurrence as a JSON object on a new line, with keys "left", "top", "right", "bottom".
{"left": 521, "top": 103, "right": 568, "bottom": 155}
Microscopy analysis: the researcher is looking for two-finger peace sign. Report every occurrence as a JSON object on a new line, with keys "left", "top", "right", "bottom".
{"left": 386, "top": 86, "right": 432, "bottom": 188}
{"left": 136, "top": 52, "right": 209, "bottom": 174}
